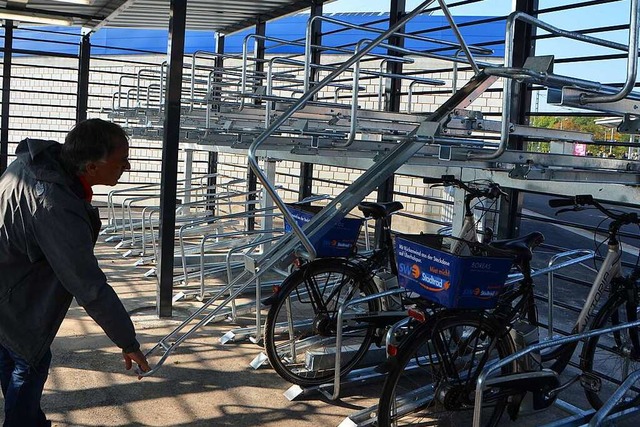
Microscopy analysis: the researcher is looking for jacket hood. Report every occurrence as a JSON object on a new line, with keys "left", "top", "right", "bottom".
{"left": 15, "top": 138, "right": 70, "bottom": 185}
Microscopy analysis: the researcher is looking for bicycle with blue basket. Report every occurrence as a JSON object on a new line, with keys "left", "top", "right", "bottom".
{"left": 376, "top": 194, "right": 640, "bottom": 426}
{"left": 262, "top": 176, "right": 508, "bottom": 387}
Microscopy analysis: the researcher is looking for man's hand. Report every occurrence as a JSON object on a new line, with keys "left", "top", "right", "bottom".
{"left": 123, "top": 349, "right": 151, "bottom": 379}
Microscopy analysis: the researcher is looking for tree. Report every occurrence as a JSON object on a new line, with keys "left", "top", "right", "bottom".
{"left": 529, "top": 116, "right": 628, "bottom": 158}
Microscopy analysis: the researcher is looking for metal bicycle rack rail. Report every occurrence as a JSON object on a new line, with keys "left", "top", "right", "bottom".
{"left": 271, "top": 248, "right": 593, "bottom": 424}
{"left": 136, "top": 0, "right": 507, "bottom": 375}
{"left": 473, "top": 319, "right": 640, "bottom": 427}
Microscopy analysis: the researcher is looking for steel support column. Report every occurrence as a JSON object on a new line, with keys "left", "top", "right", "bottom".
{"left": 384, "top": 0, "right": 406, "bottom": 113}
{"left": 299, "top": 0, "right": 324, "bottom": 201}
{"left": 157, "top": 0, "right": 187, "bottom": 318}
{"left": 247, "top": 19, "right": 266, "bottom": 231}
{"left": 0, "top": 20, "right": 13, "bottom": 174}
{"left": 375, "top": 0, "right": 406, "bottom": 241}
{"left": 497, "top": 0, "right": 538, "bottom": 239}
{"left": 76, "top": 31, "right": 91, "bottom": 123}
{"left": 207, "top": 32, "right": 224, "bottom": 211}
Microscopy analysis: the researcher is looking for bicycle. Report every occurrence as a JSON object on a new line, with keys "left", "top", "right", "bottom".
{"left": 262, "top": 176, "right": 506, "bottom": 387}
{"left": 376, "top": 194, "right": 640, "bottom": 426}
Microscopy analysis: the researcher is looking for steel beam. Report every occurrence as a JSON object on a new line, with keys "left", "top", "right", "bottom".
{"left": 76, "top": 31, "right": 91, "bottom": 123}
{"left": 299, "top": 0, "right": 323, "bottom": 201}
{"left": 0, "top": 20, "right": 13, "bottom": 174}
{"left": 207, "top": 32, "right": 224, "bottom": 212}
{"left": 497, "top": 0, "right": 539, "bottom": 239}
{"left": 157, "top": 0, "right": 187, "bottom": 318}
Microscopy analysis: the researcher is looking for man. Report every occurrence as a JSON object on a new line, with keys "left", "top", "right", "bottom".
{"left": 0, "top": 119, "right": 151, "bottom": 426}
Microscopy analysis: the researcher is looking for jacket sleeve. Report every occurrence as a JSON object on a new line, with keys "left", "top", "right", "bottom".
{"left": 32, "top": 195, "right": 140, "bottom": 354}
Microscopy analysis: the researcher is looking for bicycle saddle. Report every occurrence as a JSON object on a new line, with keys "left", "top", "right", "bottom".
{"left": 489, "top": 232, "right": 544, "bottom": 262}
{"left": 358, "top": 201, "right": 404, "bottom": 219}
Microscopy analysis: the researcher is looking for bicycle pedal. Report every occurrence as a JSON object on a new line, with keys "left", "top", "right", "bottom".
{"left": 580, "top": 372, "right": 601, "bottom": 392}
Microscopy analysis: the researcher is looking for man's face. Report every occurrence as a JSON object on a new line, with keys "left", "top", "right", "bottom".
{"left": 89, "top": 141, "right": 131, "bottom": 186}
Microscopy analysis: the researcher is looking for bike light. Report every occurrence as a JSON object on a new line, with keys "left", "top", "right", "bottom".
{"left": 387, "top": 344, "right": 398, "bottom": 357}
{"left": 407, "top": 308, "right": 426, "bottom": 323}
{"left": 272, "top": 285, "right": 281, "bottom": 294}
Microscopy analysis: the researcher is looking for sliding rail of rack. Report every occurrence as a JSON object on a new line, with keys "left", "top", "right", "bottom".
{"left": 286, "top": 248, "right": 594, "bottom": 410}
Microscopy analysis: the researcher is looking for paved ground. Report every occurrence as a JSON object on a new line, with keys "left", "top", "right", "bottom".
{"left": 1, "top": 238, "right": 368, "bottom": 427}
{"left": 0, "top": 233, "right": 636, "bottom": 426}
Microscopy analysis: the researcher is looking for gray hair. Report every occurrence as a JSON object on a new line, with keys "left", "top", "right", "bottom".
{"left": 61, "top": 119, "right": 129, "bottom": 174}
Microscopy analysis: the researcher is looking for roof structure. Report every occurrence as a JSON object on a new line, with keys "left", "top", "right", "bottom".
{"left": 0, "top": 0, "right": 319, "bottom": 34}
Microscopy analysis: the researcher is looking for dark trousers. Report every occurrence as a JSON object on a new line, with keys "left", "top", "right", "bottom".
{"left": 0, "top": 343, "right": 51, "bottom": 427}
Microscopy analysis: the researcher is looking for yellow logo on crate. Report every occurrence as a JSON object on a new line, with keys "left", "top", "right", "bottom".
{"left": 411, "top": 264, "right": 420, "bottom": 279}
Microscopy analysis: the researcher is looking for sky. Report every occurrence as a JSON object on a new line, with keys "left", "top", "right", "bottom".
{"left": 322, "top": 0, "right": 511, "bottom": 15}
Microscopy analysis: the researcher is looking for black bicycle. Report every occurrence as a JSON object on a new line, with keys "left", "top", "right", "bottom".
{"left": 377, "top": 195, "right": 640, "bottom": 426}
{"left": 263, "top": 177, "right": 506, "bottom": 387}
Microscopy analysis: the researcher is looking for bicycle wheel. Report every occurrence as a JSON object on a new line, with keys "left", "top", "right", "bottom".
{"left": 264, "top": 258, "right": 380, "bottom": 386}
{"left": 581, "top": 292, "right": 640, "bottom": 410}
{"left": 378, "top": 311, "right": 515, "bottom": 427}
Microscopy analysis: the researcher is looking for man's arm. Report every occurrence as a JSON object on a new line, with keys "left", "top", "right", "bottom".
{"left": 32, "top": 196, "right": 148, "bottom": 371}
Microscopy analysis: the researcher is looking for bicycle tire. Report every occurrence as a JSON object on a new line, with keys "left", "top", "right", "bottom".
{"left": 264, "top": 258, "right": 379, "bottom": 386}
{"left": 581, "top": 291, "right": 640, "bottom": 410}
{"left": 377, "top": 311, "right": 515, "bottom": 427}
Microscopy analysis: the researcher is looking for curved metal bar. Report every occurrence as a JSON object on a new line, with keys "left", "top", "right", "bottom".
{"left": 241, "top": 34, "right": 309, "bottom": 110}
{"left": 588, "top": 368, "right": 640, "bottom": 426}
{"left": 583, "top": 0, "right": 639, "bottom": 104}
{"left": 333, "top": 39, "right": 370, "bottom": 148}
{"left": 470, "top": 8, "right": 639, "bottom": 160}
{"left": 190, "top": 50, "right": 220, "bottom": 111}
{"left": 473, "top": 317, "right": 640, "bottom": 427}
{"left": 437, "top": 0, "right": 479, "bottom": 74}
{"left": 546, "top": 249, "right": 595, "bottom": 338}
{"left": 249, "top": 0, "right": 439, "bottom": 259}
{"left": 333, "top": 288, "right": 407, "bottom": 399}
{"left": 266, "top": 56, "right": 305, "bottom": 127}
{"left": 336, "top": 39, "right": 445, "bottom": 147}
{"left": 303, "top": 13, "right": 494, "bottom": 92}
{"left": 378, "top": 57, "right": 416, "bottom": 110}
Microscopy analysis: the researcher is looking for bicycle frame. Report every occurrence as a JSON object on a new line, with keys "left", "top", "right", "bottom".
{"left": 451, "top": 211, "right": 479, "bottom": 255}
{"left": 575, "top": 240, "right": 622, "bottom": 335}
{"left": 543, "top": 238, "right": 622, "bottom": 371}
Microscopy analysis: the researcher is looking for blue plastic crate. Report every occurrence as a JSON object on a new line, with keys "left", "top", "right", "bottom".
{"left": 395, "top": 234, "right": 514, "bottom": 309}
{"left": 284, "top": 204, "right": 363, "bottom": 257}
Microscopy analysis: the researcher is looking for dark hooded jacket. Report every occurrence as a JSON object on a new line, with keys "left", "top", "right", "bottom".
{"left": 0, "top": 138, "right": 139, "bottom": 366}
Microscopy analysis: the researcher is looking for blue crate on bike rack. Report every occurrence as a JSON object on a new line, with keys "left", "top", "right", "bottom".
{"left": 395, "top": 234, "right": 514, "bottom": 309}
{"left": 284, "top": 204, "right": 363, "bottom": 257}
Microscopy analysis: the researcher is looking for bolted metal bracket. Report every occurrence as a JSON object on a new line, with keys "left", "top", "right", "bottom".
{"left": 617, "top": 113, "right": 640, "bottom": 134}
{"left": 509, "top": 162, "right": 533, "bottom": 179}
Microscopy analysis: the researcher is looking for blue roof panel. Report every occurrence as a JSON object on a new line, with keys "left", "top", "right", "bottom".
{"left": 1, "top": 13, "right": 504, "bottom": 57}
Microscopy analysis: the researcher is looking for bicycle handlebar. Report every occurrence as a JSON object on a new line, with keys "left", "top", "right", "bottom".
{"left": 548, "top": 195, "right": 639, "bottom": 225}
{"left": 423, "top": 175, "right": 507, "bottom": 201}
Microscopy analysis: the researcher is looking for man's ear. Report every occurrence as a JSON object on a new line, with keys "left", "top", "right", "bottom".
{"left": 84, "top": 161, "right": 99, "bottom": 176}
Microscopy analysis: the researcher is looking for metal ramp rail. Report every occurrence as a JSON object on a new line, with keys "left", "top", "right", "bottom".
{"left": 139, "top": 0, "right": 499, "bottom": 375}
